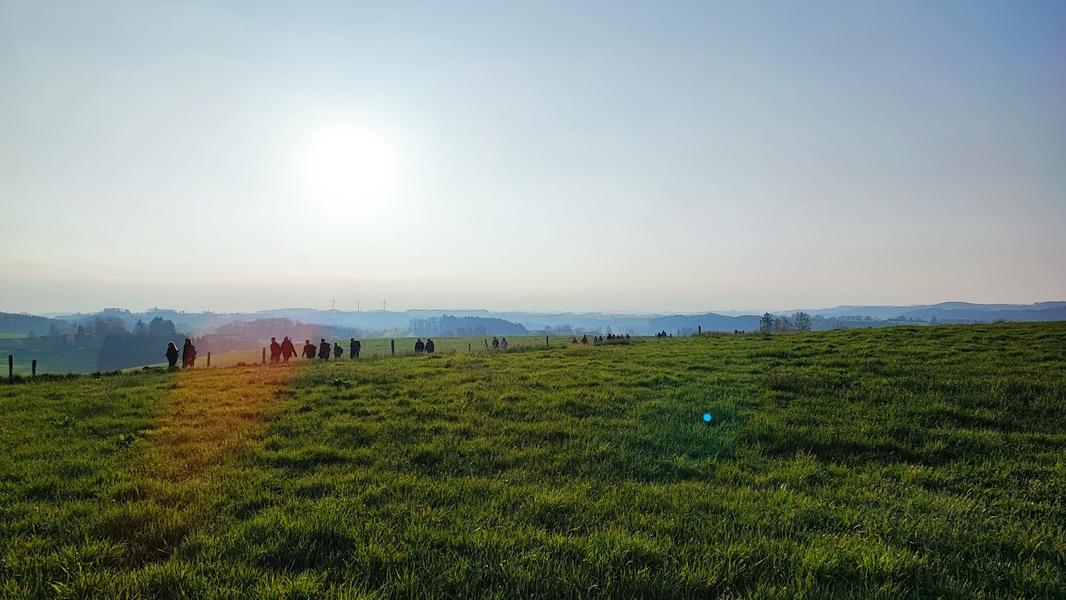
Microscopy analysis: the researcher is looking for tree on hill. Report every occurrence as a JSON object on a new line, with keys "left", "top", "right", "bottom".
{"left": 760, "top": 313, "right": 774, "bottom": 333}
{"left": 793, "top": 312, "right": 812, "bottom": 331}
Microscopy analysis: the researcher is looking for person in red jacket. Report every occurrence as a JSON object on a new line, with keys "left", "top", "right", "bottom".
{"left": 280, "top": 337, "right": 297, "bottom": 363}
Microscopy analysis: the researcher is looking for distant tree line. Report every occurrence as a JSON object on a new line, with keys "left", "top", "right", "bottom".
{"left": 97, "top": 317, "right": 189, "bottom": 370}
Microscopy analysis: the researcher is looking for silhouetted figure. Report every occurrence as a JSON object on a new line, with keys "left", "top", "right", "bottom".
{"left": 302, "top": 339, "right": 316, "bottom": 360}
{"left": 414, "top": 338, "right": 425, "bottom": 353}
{"left": 182, "top": 338, "right": 197, "bottom": 368}
{"left": 350, "top": 338, "right": 361, "bottom": 359}
{"left": 500, "top": 337, "right": 508, "bottom": 350}
{"left": 318, "top": 339, "right": 330, "bottom": 360}
{"left": 333, "top": 342, "right": 343, "bottom": 360}
{"left": 269, "top": 337, "right": 282, "bottom": 363}
{"left": 571, "top": 337, "right": 578, "bottom": 345}
{"left": 165, "top": 341, "right": 179, "bottom": 368}
{"left": 492, "top": 337, "right": 499, "bottom": 349}
{"left": 425, "top": 338, "right": 435, "bottom": 353}
{"left": 581, "top": 334, "right": 588, "bottom": 344}
{"left": 625, "top": 334, "right": 630, "bottom": 340}
{"left": 280, "top": 337, "right": 296, "bottom": 362}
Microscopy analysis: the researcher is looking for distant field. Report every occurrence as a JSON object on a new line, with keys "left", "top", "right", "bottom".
{"left": 1, "top": 322, "right": 1064, "bottom": 598}
{"left": 0, "top": 333, "right": 28, "bottom": 340}
{"left": 3, "top": 347, "right": 100, "bottom": 375}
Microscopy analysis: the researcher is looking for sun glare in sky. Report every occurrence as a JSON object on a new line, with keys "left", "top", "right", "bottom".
{"left": 302, "top": 124, "right": 396, "bottom": 209}
{"left": 1, "top": 2, "right": 1064, "bottom": 313}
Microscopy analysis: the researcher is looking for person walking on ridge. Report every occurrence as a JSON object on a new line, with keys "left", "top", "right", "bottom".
{"left": 425, "top": 338, "right": 435, "bottom": 353}
{"left": 302, "top": 339, "right": 316, "bottom": 360}
{"left": 414, "top": 338, "right": 425, "bottom": 353}
{"left": 333, "top": 342, "right": 344, "bottom": 360}
{"left": 350, "top": 338, "right": 361, "bottom": 359}
{"left": 182, "top": 337, "right": 197, "bottom": 368}
{"left": 165, "top": 341, "right": 179, "bottom": 368}
{"left": 269, "top": 337, "right": 282, "bottom": 364}
{"left": 318, "top": 339, "right": 331, "bottom": 360}
{"left": 280, "top": 337, "right": 297, "bottom": 362}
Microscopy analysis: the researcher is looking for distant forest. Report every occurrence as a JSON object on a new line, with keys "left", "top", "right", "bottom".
{"left": 409, "top": 315, "right": 528, "bottom": 337}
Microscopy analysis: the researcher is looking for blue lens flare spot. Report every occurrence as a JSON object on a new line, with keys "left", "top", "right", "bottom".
{"left": 703, "top": 413, "right": 712, "bottom": 423}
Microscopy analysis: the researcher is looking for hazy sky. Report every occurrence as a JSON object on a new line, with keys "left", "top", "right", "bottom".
{"left": 2, "top": 1, "right": 1064, "bottom": 314}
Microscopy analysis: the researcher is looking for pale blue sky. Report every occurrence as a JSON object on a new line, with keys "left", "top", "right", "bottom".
{"left": 2, "top": 1, "right": 1063, "bottom": 313}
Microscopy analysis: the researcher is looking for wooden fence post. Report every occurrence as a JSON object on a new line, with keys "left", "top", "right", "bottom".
{"left": 262, "top": 348, "right": 266, "bottom": 364}
{"left": 207, "top": 352, "right": 211, "bottom": 367}
{"left": 698, "top": 326, "right": 701, "bottom": 335}
{"left": 31, "top": 360, "right": 36, "bottom": 378}
{"left": 7, "top": 355, "right": 12, "bottom": 382}
{"left": 468, "top": 343, "right": 471, "bottom": 351}
{"left": 391, "top": 340, "right": 395, "bottom": 356}
{"left": 484, "top": 339, "right": 488, "bottom": 349}
{"left": 546, "top": 335, "right": 549, "bottom": 347}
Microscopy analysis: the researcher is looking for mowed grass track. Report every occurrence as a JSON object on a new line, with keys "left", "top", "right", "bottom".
{"left": 1, "top": 323, "right": 1064, "bottom": 598}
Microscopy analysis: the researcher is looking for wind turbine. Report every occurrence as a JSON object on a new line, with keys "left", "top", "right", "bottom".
{"left": 331, "top": 298, "right": 336, "bottom": 310}
{"left": 382, "top": 299, "right": 387, "bottom": 311}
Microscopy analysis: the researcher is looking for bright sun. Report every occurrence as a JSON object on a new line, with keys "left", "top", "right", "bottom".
{"left": 303, "top": 124, "right": 396, "bottom": 205}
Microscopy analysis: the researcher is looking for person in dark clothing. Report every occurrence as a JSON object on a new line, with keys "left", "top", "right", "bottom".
{"left": 165, "top": 341, "right": 179, "bottom": 368}
{"left": 414, "top": 338, "right": 425, "bottom": 353}
{"left": 492, "top": 337, "right": 499, "bottom": 349}
{"left": 425, "top": 338, "right": 435, "bottom": 353}
{"left": 333, "top": 342, "right": 343, "bottom": 360}
{"left": 182, "top": 338, "right": 197, "bottom": 368}
{"left": 280, "top": 337, "right": 297, "bottom": 362}
{"left": 581, "top": 334, "right": 588, "bottom": 344}
{"left": 302, "top": 339, "right": 316, "bottom": 360}
{"left": 269, "top": 337, "right": 282, "bottom": 363}
{"left": 350, "top": 338, "right": 360, "bottom": 359}
{"left": 318, "top": 339, "right": 331, "bottom": 360}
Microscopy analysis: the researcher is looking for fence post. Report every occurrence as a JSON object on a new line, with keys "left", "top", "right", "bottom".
{"left": 207, "top": 352, "right": 211, "bottom": 367}
{"left": 698, "top": 326, "right": 701, "bottom": 335}
{"left": 468, "top": 343, "right": 471, "bottom": 351}
{"left": 391, "top": 339, "right": 395, "bottom": 356}
{"left": 262, "top": 348, "right": 266, "bottom": 364}
{"left": 31, "top": 360, "right": 36, "bottom": 378}
{"left": 484, "top": 339, "right": 488, "bottom": 349}
{"left": 546, "top": 335, "right": 549, "bottom": 347}
{"left": 7, "top": 355, "right": 11, "bottom": 382}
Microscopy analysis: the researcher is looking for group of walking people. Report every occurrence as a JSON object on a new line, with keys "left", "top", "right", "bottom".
{"left": 165, "top": 338, "right": 197, "bottom": 368}
{"left": 168, "top": 330, "right": 657, "bottom": 370}
{"left": 291, "top": 337, "right": 363, "bottom": 362}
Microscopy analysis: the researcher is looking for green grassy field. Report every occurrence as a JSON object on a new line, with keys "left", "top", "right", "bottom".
{"left": 1, "top": 323, "right": 1064, "bottom": 598}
